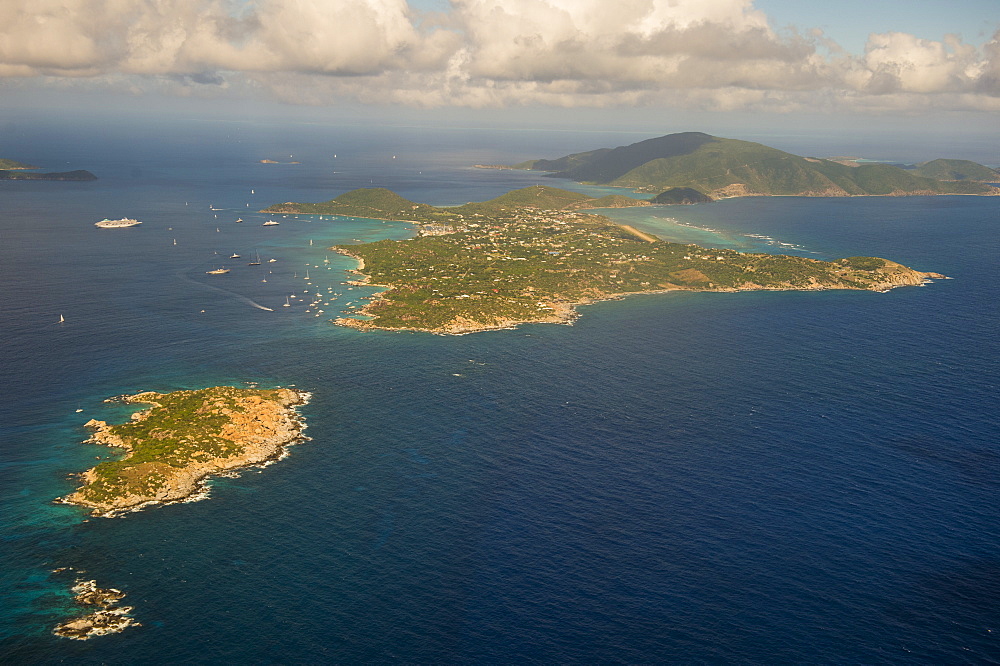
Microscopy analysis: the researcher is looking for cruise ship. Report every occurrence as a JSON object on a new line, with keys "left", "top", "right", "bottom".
{"left": 95, "top": 217, "right": 141, "bottom": 229}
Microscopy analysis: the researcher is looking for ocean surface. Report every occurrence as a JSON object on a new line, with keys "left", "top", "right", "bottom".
{"left": 0, "top": 118, "right": 997, "bottom": 664}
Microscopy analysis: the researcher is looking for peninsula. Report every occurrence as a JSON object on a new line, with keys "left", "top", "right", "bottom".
{"left": 60, "top": 386, "right": 309, "bottom": 517}
{"left": 512, "top": 132, "right": 999, "bottom": 198}
{"left": 265, "top": 186, "right": 943, "bottom": 335}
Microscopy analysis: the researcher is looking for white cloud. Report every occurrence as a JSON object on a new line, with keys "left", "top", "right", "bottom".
{"left": 0, "top": 0, "right": 996, "bottom": 114}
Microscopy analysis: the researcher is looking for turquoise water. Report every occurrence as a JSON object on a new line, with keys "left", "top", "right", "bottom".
{"left": 0, "top": 119, "right": 997, "bottom": 663}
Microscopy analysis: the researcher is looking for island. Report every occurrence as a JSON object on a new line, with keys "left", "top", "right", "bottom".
{"left": 511, "top": 131, "right": 999, "bottom": 198}
{"left": 651, "top": 187, "right": 714, "bottom": 205}
{"left": 264, "top": 185, "right": 944, "bottom": 335}
{"left": 60, "top": 386, "right": 309, "bottom": 517}
{"left": 0, "top": 169, "right": 97, "bottom": 181}
{"left": 53, "top": 579, "right": 139, "bottom": 640}
{"left": 0, "top": 158, "right": 38, "bottom": 170}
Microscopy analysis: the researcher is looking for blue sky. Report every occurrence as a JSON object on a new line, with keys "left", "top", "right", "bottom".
{"left": 0, "top": 0, "right": 997, "bottom": 138}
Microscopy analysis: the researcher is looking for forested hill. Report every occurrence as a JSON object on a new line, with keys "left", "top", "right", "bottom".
{"left": 515, "top": 132, "right": 998, "bottom": 198}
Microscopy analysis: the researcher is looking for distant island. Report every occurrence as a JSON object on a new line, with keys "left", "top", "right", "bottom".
{"left": 265, "top": 186, "right": 943, "bottom": 334}
{"left": 0, "top": 158, "right": 38, "bottom": 170}
{"left": 0, "top": 157, "right": 97, "bottom": 180}
{"left": 60, "top": 387, "right": 309, "bottom": 517}
{"left": 262, "top": 184, "right": 649, "bottom": 221}
{"left": 510, "top": 132, "right": 999, "bottom": 198}
{"left": 0, "top": 168, "right": 97, "bottom": 181}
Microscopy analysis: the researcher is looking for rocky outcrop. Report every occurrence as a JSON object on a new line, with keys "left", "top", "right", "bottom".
{"left": 53, "top": 580, "right": 139, "bottom": 640}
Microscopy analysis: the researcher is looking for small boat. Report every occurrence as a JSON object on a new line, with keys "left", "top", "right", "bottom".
{"left": 206, "top": 268, "right": 230, "bottom": 275}
{"left": 173, "top": 239, "right": 177, "bottom": 245}
{"left": 283, "top": 296, "right": 290, "bottom": 307}
{"left": 59, "top": 314, "right": 65, "bottom": 324}
{"left": 248, "top": 251, "right": 261, "bottom": 266}
{"left": 268, "top": 258, "right": 277, "bottom": 263}
{"left": 263, "top": 220, "right": 279, "bottom": 226}
{"left": 230, "top": 253, "right": 241, "bottom": 259}
{"left": 235, "top": 218, "right": 243, "bottom": 223}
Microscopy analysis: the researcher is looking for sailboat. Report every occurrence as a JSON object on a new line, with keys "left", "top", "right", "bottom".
{"left": 283, "top": 296, "right": 290, "bottom": 307}
{"left": 173, "top": 239, "right": 177, "bottom": 245}
{"left": 248, "top": 251, "right": 261, "bottom": 266}
{"left": 59, "top": 314, "right": 65, "bottom": 324}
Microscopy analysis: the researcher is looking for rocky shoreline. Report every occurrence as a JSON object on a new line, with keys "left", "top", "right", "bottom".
{"left": 59, "top": 387, "right": 310, "bottom": 517}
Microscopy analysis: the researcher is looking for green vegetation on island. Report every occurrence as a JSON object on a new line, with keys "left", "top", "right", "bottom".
{"left": 911, "top": 159, "right": 1000, "bottom": 182}
{"left": 0, "top": 158, "right": 38, "bottom": 170}
{"left": 0, "top": 169, "right": 97, "bottom": 181}
{"left": 263, "top": 185, "right": 650, "bottom": 223}
{"left": 515, "top": 132, "right": 998, "bottom": 198}
{"left": 651, "top": 187, "right": 714, "bottom": 204}
{"left": 61, "top": 386, "right": 308, "bottom": 516}
{"left": 297, "top": 187, "right": 944, "bottom": 334}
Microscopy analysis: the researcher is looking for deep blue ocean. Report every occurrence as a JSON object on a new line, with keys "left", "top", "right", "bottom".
{"left": 1, "top": 117, "right": 997, "bottom": 664}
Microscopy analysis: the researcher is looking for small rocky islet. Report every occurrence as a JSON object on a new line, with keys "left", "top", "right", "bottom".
{"left": 52, "top": 579, "right": 139, "bottom": 640}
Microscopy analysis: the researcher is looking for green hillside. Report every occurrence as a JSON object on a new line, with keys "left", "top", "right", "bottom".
{"left": 912, "top": 159, "right": 999, "bottom": 182}
{"left": 263, "top": 187, "right": 439, "bottom": 220}
{"left": 520, "top": 133, "right": 998, "bottom": 198}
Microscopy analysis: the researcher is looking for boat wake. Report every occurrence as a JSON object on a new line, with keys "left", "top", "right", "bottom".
{"left": 178, "top": 270, "right": 275, "bottom": 311}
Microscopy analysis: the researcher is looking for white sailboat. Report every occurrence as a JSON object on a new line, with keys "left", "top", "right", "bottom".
{"left": 283, "top": 296, "right": 290, "bottom": 307}
{"left": 59, "top": 314, "right": 65, "bottom": 324}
